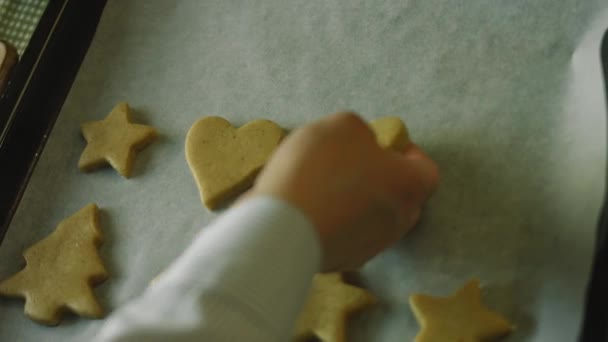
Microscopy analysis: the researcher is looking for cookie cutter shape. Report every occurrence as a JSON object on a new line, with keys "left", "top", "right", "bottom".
{"left": 0, "top": 204, "right": 109, "bottom": 325}
{"left": 79, "top": 102, "right": 158, "bottom": 178}
{"left": 294, "top": 273, "right": 377, "bottom": 342}
{"left": 409, "top": 279, "right": 513, "bottom": 342}
{"left": 370, "top": 116, "right": 410, "bottom": 151}
{"left": 186, "top": 116, "right": 285, "bottom": 210}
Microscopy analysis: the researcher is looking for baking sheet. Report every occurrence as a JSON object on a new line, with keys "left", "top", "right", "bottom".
{"left": 1, "top": 0, "right": 607, "bottom": 340}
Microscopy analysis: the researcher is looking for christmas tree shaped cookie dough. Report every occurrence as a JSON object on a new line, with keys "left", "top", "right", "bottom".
{"left": 409, "top": 279, "right": 513, "bottom": 342}
{"left": 79, "top": 102, "right": 158, "bottom": 178}
{"left": 294, "top": 273, "right": 376, "bottom": 342}
{"left": 0, "top": 204, "right": 109, "bottom": 325}
{"left": 369, "top": 116, "right": 410, "bottom": 151}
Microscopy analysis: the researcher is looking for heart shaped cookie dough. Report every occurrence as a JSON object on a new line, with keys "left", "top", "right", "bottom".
{"left": 186, "top": 117, "right": 285, "bottom": 210}
{"left": 370, "top": 116, "right": 410, "bottom": 151}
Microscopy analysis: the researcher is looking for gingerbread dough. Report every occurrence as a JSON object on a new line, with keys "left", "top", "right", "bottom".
{"left": 185, "top": 116, "right": 285, "bottom": 209}
{"left": 79, "top": 102, "right": 158, "bottom": 178}
{"left": 369, "top": 116, "right": 410, "bottom": 151}
{"left": 294, "top": 273, "right": 376, "bottom": 342}
{"left": 409, "top": 279, "right": 513, "bottom": 342}
{"left": 0, "top": 204, "right": 108, "bottom": 325}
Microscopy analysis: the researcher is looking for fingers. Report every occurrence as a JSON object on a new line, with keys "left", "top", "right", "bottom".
{"left": 319, "top": 112, "right": 377, "bottom": 143}
{"left": 404, "top": 144, "right": 440, "bottom": 197}
{"left": 320, "top": 114, "right": 438, "bottom": 206}
{"left": 382, "top": 145, "right": 440, "bottom": 205}
{"left": 405, "top": 206, "right": 422, "bottom": 230}
{"left": 288, "top": 112, "right": 440, "bottom": 210}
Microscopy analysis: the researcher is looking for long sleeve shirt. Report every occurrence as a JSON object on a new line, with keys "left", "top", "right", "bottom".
{"left": 94, "top": 196, "right": 321, "bottom": 341}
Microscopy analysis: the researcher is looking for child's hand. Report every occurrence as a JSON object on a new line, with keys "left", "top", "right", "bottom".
{"left": 251, "top": 112, "right": 439, "bottom": 271}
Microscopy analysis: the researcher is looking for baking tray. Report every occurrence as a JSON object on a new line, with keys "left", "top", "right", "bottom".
{"left": 0, "top": 1, "right": 607, "bottom": 341}
{"left": 0, "top": 0, "right": 107, "bottom": 243}
{"left": 579, "top": 28, "right": 608, "bottom": 342}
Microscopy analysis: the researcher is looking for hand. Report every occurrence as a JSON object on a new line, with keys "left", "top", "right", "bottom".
{"left": 251, "top": 112, "right": 439, "bottom": 271}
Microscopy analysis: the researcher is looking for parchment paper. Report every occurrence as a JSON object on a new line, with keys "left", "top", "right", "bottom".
{"left": 1, "top": 0, "right": 607, "bottom": 341}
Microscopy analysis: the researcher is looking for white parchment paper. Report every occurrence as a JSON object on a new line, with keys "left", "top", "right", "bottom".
{"left": 1, "top": 1, "right": 607, "bottom": 340}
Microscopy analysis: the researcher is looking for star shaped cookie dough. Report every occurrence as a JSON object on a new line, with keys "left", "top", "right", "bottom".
{"left": 409, "top": 279, "right": 513, "bottom": 342}
{"left": 294, "top": 273, "right": 376, "bottom": 342}
{"left": 0, "top": 204, "right": 108, "bottom": 325}
{"left": 369, "top": 116, "right": 410, "bottom": 151}
{"left": 79, "top": 102, "right": 157, "bottom": 177}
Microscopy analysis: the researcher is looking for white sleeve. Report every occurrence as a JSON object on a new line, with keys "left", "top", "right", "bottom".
{"left": 94, "top": 196, "right": 321, "bottom": 342}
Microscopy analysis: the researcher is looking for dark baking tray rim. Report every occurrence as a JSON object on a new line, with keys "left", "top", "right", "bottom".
{"left": 0, "top": 0, "right": 107, "bottom": 243}
{"left": 579, "top": 28, "right": 608, "bottom": 342}
{"left": 0, "top": 2, "right": 606, "bottom": 340}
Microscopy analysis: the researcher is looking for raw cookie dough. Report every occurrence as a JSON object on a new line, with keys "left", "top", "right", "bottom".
{"left": 369, "top": 116, "right": 410, "bottom": 151}
{"left": 294, "top": 273, "right": 376, "bottom": 342}
{"left": 0, "top": 204, "right": 108, "bottom": 325}
{"left": 79, "top": 102, "right": 158, "bottom": 178}
{"left": 409, "top": 279, "right": 513, "bottom": 342}
{"left": 185, "top": 116, "right": 285, "bottom": 210}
